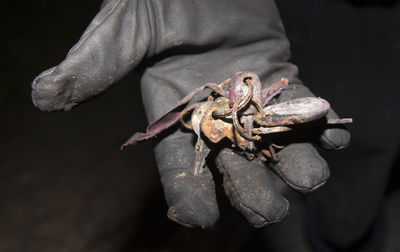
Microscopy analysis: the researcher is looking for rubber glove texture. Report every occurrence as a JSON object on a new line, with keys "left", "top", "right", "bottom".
{"left": 31, "top": 0, "right": 350, "bottom": 228}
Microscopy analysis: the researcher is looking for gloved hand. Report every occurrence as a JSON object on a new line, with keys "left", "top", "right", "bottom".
{"left": 31, "top": 0, "right": 350, "bottom": 228}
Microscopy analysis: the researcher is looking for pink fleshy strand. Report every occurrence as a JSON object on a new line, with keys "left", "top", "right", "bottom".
{"left": 261, "top": 78, "right": 289, "bottom": 107}
{"left": 121, "top": 83, "right": 227, "bottom": 149}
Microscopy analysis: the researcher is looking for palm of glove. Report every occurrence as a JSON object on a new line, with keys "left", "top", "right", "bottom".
{"left": 31, "top": 0, "right": 350, "bottom": 228}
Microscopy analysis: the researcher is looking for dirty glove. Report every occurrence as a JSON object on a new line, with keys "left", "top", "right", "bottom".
{"left": 31, "top": 0, "right": 350, "bottom": 228}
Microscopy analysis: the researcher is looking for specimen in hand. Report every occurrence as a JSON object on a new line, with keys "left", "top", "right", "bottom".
{"left": 121, "top": 72, "right": 352, "bottom": 175}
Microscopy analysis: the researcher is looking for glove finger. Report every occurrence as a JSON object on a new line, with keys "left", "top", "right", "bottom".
{"left": 271, "top": 143, "right": 329, "bottom": 193}
{"left": 278, "top": 84, "right": 351, "bottom": 150}
{"left": 216, "top": 148, "right": 289, "bottom": 228}
{"left": 154, "top": 129, "right": 219, "bottom": 228}
{"left": 31, "top": 0, "right": 151, "bottom": 111}
{"left": 319, "top": 109, "right": 351, "bottom": 150}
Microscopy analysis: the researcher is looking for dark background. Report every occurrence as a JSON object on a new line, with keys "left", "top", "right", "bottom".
{"left": 1, "top": 0, "right": 399, "bottom": 251}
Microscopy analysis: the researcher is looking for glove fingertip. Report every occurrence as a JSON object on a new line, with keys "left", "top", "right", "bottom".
{"left": 273, "top": 143, "right": 330, "bottom": 193}
{"left": 250, "top": 198, "right": 289, "bottom": 228}
{"left": 216, "top": 149, "right": 289, "bottom": 227}
{"left": 167, "top": 202, "right": 219, "bottom": 229}
{"left": 159, "top": 156, "right": 219, "bottom": 228}
{"left": 31, "top": 68, "right": 76, "bottom": 111}
{"left": 319, "top": 128, "right": 351, "bottom": 151}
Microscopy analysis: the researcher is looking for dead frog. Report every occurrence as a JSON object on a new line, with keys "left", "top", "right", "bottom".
{"left": 121, "top": 72, "right": 352, "bottom": 175}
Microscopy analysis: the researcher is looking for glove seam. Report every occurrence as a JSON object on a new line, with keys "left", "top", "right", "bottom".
{"left": 320, "top": 134, "right": 350, "bottom": 150}
{"left": 270, "top": 156, "right": 328, "bottom": 193}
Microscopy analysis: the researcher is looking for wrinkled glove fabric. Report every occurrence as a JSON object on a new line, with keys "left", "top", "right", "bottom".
{"left": 31, "top": 0, "right": 350, "bottom": 228}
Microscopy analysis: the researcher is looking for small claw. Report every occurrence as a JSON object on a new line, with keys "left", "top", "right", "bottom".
{"left": 252, "top": 126, "right": 293, "bottom": 135}
{"left": 193, "top": 137, "right": 211, "bottom": 176}
{"left": 326, "top": 118, "right": 353, "bottom": 124}
{"left": 121, "top": 132, "right": 145, "bottom": 150}
{"left": 191, "top": 102, "right": 213, "bottom": 176}
{"left": 269, "top": 144, "right": 280, "bottom": 161}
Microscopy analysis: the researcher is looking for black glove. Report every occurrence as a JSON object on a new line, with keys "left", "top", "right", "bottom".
{"left": 31, "top": 0, "right": 350, "bottom": 228}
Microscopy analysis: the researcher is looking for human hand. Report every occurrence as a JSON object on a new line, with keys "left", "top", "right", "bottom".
{"left": 31, "top": 0, "right": 350, "bottom": 228}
